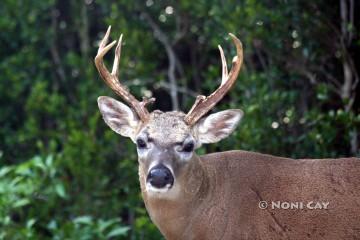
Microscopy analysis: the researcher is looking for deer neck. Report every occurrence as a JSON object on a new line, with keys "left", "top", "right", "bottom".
{"left": 139, "top": 154, "right": 211, "bottom": 239}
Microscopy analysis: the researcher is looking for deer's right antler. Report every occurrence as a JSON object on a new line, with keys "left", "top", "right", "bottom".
{"left": 95, "top": 26, "right": 155, "bottom": 122}
{"left": 184, "top": 34, "right": 243, "bottom": 126}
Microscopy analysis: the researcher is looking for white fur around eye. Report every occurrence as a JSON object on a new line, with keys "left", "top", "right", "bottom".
{"left": 177, "top": 151, "right": 193, "bottom": 162}
{"left": 173, "top": 145, "right": 193, "bottom": 161}
{"left": 137, "top": 146, "right": 150, "bottom": 158}
{"left": 136, "top": 141, "right": 154, "bottom": 158}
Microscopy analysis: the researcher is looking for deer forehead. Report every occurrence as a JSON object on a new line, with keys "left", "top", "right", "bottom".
{"left": 142, "top": 110, "right": 191, "bottom": 143}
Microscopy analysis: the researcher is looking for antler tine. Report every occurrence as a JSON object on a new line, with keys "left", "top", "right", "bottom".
{"left": 218, "top": 44, "right": 228, "bottom": 86}
{"left": 184, "top": 33, "right": 243, "bottom": 125}
{"left": 95, "top": 26, "right": 155, "bottom": 122}
{"left": 111, "top": 34, "right": 123, "bottom": 76}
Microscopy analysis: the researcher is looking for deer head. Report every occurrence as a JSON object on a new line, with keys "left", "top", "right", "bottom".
{"left": 95, "top": 26, "right": 243, "bottom": 198}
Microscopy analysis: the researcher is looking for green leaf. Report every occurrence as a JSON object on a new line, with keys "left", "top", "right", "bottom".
{"left": 98, "top": 218, "right": 120, "bottom": 232}
{"left": 47, "top": 220, "right": 58, "bottom": 230}
{"left": 0, "top": 167, "right": 12, "bottom": 177}
{"left": 73, "top": 216, "right": 93, "bottom": 225}
{"left": 106, "top": 226, "right": 130, "bottom": 238}
{"left": 45, "top": 155, "right": 54, "bottom": 167}
{"left": 26, "top": 218, "right": 37, "bottom": 229}
{"left": 13, "top": 198, "right": 31, "bottom": 208}
{"left": 55, "top": 183, "right": 67, "bottom": 198}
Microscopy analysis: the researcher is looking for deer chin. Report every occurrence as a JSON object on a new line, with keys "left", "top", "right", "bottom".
{"left": 145, "top": 181, "right": 181, "bottom": 199}
{"left": 146, "top": 183, "right": 172, "bottom": 193}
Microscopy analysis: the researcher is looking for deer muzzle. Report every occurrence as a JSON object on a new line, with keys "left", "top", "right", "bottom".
{"left": 147, "top": 164, "right": 174, "bottom": 189}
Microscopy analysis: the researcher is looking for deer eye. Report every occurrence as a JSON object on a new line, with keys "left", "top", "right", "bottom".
{"left": 182, "top": 142, "right": 194, "bottom": 152}
{"left": 136, "top": 138, "right": 147, "bottom": 148}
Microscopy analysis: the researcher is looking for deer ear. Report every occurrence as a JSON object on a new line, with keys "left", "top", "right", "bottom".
{"left": 195, "top": 109, "right": 243, "bottom": 144}
{"left": 97, "top": 96, "right": 141, "bottom": 140}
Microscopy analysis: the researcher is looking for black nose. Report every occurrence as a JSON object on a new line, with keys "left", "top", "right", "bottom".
{"left": 147, "top": 164, "right": 174, "bottom": 189}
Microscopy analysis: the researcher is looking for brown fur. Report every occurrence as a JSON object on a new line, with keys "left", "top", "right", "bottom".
{"left": 140, "top": 150, "right": 360, "bottom": 240}
{"left": 144, "top": 111, "right": 190, "bottom": 145}
{"left": 98, "top": 98, "right": 360, "bottom": 239}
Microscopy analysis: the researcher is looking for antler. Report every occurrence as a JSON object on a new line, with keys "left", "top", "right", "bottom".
{"left": 184, "top": 33, "right": 243, "bottom": 125}
{"left": 95, "top": 26, "right": 155, "bottom": 122}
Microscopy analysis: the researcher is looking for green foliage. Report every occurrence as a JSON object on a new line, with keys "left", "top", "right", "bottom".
{"left": 0, "top": 0, "right": 358, "bottom": 238}
{"left": 0, "top": 155, "right": 129, "bottom": 239}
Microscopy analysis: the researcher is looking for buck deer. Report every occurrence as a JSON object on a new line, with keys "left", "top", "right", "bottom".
{"left": 95, "top": 26, "right": 360, "bottom": 240}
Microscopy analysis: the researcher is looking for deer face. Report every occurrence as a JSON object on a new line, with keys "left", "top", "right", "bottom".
{"left": 98, "top": 96, "right": 243, "bottom": 196}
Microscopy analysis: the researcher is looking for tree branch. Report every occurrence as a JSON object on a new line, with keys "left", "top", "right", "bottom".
{"left": 78, "top": 0, "right": 90, "bottom": 64}
{"left": 142, "top": 12, "right": 179, "bottom": 110}
{"left": 50, "top": 7, "right": 66, "bottom": 86}
{"left": 157, "top": 81, "right": 198, "bottom": 98}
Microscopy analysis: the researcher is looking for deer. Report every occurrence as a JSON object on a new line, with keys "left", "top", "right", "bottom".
{"left": 95, "top": 26, "right": 360, "bottom": 240}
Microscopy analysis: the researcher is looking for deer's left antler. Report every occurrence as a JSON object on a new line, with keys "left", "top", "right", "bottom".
{"left": 184, "top": 34, "right": 243, "bottom": 125}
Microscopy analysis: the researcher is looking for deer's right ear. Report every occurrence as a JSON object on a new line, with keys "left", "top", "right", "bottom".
{"left": 97, "top": 96, "right": 141, "bottom": 140}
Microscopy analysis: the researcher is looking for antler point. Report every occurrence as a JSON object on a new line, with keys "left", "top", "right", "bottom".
{"left": 185, "top": 33, "right": 243, "bottom": 125}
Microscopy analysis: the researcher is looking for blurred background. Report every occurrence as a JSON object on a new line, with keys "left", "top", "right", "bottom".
{"left": 0, "top": 0, "right": 359, "bottom": 239}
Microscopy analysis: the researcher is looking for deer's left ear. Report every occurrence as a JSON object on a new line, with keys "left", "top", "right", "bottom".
{"left": 194, "top": 109, "right": 243, "bottom": 144}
